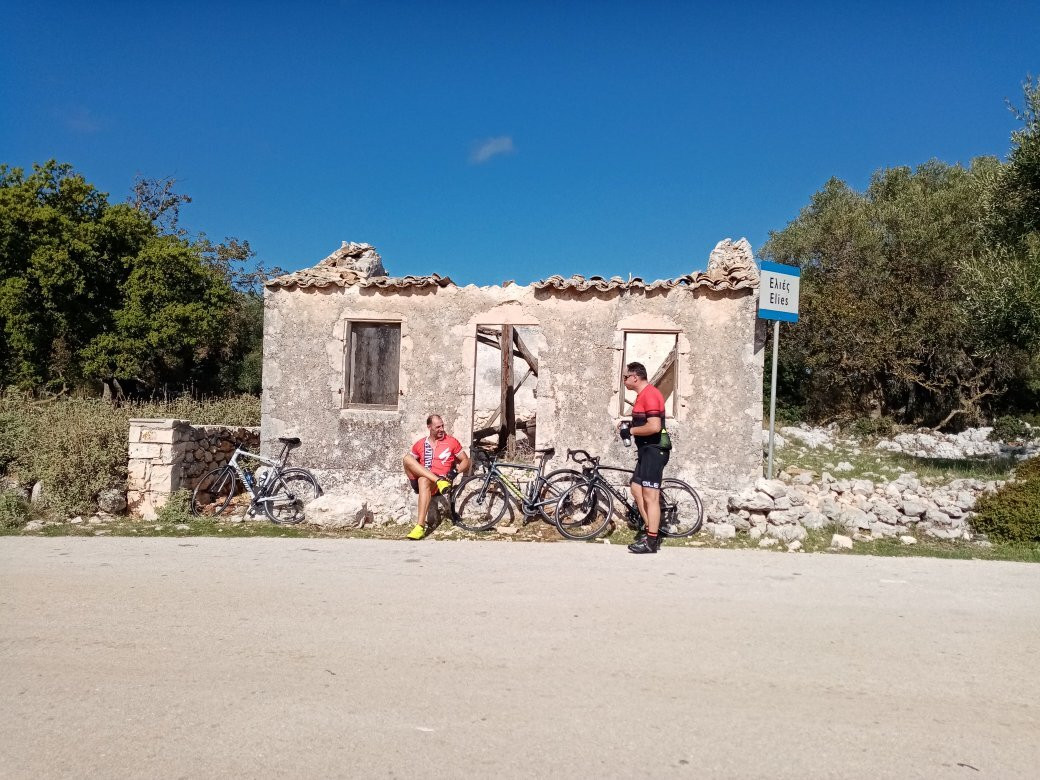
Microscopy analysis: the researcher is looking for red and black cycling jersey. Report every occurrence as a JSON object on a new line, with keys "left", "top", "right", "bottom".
{"left": 631, "top": 384, "right": 666, "bottom": 447}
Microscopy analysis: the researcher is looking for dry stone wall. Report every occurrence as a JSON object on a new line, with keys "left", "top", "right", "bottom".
{"left": 127, "top": 418, "right": 260, "bottom": 519}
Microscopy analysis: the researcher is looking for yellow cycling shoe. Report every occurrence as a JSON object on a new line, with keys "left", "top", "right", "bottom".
{"left": 406, "top": 524, "right": 426, "bottom": 540}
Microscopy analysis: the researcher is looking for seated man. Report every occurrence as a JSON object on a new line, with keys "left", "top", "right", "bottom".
{"left": 402, "top": 414, "right": 470, "bottom": 540}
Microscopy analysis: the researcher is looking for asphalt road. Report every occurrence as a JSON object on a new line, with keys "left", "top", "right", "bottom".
{"left": 2, "top": 537, "right": 1039, "bottom": 778}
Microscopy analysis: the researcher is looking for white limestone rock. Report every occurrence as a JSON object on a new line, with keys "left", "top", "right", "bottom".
{"left": 729, "top": 491, "right": 774, "bottom": 513}
{"left": 767, "top": 523, "right": 807, "bottom": 542}
{"left": 755, "top": 478, "right": 787, "bottom": 499}
{"left": 710, "top": 523, "right": 736, "bottom": 540}
{"left": 305, "top": 492, "right": 371, "bottom": 529}
{"left": 801, "top": 511, "right": 829, "bottom": 530}
{"left": 830, "top": 534, "right": 853, "bottom": 550}
{"left": 901, "top": 499, "right": 927, "bottom": 518}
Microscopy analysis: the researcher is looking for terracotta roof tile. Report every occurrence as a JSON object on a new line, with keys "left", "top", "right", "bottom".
{"left": 265, "top": 242, "right": 454, "bottom": 290}
{"left": 533, "top": 238, "right": 760, "bottom": 293}
{"left": 265, "top": 238, "right": 757, "bottom": 293}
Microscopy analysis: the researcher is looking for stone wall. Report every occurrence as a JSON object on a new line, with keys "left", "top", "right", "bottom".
{"left": 127, "top": 419, "right": 260, "bottom": 519}
{"left": 261, "top": 267, "right": 764, "bottom": 522}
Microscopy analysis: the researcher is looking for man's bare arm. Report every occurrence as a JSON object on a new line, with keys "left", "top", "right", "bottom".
{"left": 456, "top": 451, "right": 471, "bottom": 475}
{"left": 628, "top": 417, "right": 662, "bottom": 437}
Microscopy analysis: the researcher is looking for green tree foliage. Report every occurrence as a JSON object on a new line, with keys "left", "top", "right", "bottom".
{"left": 764, "top": 77, "right": 1040, "bottom": 427}
{"left": 962, "top": 78, "right": 1040, "bottom": 388}
{"left": 988, "top": 76, "right": 1040, "bottom": 242}
{"left": 763, "top": 159, "right": 1007, "bottom": 426}
{"left": 0, "top": 160, "right": 267, "bottom": 396}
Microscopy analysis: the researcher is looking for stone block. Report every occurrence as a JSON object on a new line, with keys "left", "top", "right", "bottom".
{"left": 139, "top": 427, "right": 178, "bottom": 444}
{"left": 127, "top": 460, "right": 149, "bottom": 484}
{"left": 146, "top": 468, "right": 178, "bottom": 493}
{"left": 128, "top": 442, "right": 162, "bottom": 459}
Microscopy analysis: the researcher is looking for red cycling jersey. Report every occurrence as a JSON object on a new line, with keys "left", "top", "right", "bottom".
{"left": 631, "top": 384, "right": 666, "bottom": 447}
{"left": 410, "top": 435, "right": 464, "bottom": 477}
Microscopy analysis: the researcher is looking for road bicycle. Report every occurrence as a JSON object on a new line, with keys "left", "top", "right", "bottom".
{"left": 553, "top": 449, "right": 704, "bottom": 541}
{"left": 190, "top": 437, "right": 323, "bottom": 524}
{"left": 449, "top": 447, "right": 587, "bottom": 533}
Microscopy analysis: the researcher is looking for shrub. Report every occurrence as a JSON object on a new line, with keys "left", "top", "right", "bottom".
{"left": 0, "top": 392, "right": 260, "bottom": 517}
{"left": 0, "top": 489, "right": 31, "bottom": 531}
{"left": 0, "top": 409, "right": 29, "bottom": 473}
{"left": 848, "top": 416, "right": 896, "bottom": 439}
{"left": 156, "top": 489, "right": 193, "bottom": 525}
{"left": 988, "top": 415, "right": 1036, "bottom": 443}
{"left": 971, "top": 455, "right": 1040, "bottom": 542}
{"left": 1013, "top": 455, "right": 1040, "bottom": 482}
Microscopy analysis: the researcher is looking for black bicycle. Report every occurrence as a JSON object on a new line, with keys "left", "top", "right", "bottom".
{"left": 553, "top": 449, "right": 704, "bottom": 541}
{"left": 450, "top": 447, "right": 587, "bottom": 532}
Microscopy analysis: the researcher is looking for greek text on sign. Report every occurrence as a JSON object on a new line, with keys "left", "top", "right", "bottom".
{"left": 758, "top": 261, "right": 800, "bottom": 322}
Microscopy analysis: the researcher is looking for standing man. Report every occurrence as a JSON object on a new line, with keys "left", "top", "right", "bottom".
{"left": 403, "top": 414, "right": 470, "bottom": 540}
{"left": 618, "top": 362, "right": 670, "bottom": 554}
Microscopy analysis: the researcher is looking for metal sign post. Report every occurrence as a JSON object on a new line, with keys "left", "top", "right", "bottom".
{"left": 758, "top": 261, "right": 801, "bottom": 479}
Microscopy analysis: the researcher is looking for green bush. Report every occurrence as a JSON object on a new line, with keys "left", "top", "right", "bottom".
{"left": 988, "top": 415, "right": 1036, "bottom": 443}
{"left": 971, "top": 455, "right": 1040, "bottom": 542}
{"left": 0, "top": 407, "right": 30, "bottom": 473}
{"left": 0, "top": 392, "right": 260, "bottom": 517}
{"left": 848, "top": 416, "right": 896, "bottom": 439}
{"left": 1012, "top": 455, "right": 1040, "bottom": 482}
{"left": 0, "top": 489, "right": 31, "bottom": 531}
{"left": 156, "top": 489, "right": 194, "bottom": 525}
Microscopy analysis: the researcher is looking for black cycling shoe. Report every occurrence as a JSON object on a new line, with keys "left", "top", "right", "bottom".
{"left": 628, "top": 535, "right": 660, "bottom": 554}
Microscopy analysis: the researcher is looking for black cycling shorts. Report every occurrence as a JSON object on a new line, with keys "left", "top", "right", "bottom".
{"left": 632, "top": 446, "right": 669, "bottom": 489}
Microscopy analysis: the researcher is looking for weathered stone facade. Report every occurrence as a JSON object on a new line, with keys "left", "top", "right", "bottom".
{"left": 127, "top": 419, "right": 259, "bottom": 518}
{"left": 261, "top": 240, "right": 764, "bottom": 520}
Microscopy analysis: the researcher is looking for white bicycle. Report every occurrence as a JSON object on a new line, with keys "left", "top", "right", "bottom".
{"left": 189, "top": 437, "right": 322, "bottom": 524}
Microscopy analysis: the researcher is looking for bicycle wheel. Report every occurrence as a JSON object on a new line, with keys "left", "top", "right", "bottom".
{"left": 536, "top": 468, "right": 588, "bottom": 521}
{"left": 659, "top": 478, "right": 704, "bottom": 537}
{"left": 452, "top": 475, "right": 509, "bottom": 532}
{"left": 555, "top": 481, "right": 614, "bottom": 541}
{"left": 191, "top": 467, "right": 237, "bottom": 517}
{"left": 263, "top": 468, "right": 322, "bottom": 525}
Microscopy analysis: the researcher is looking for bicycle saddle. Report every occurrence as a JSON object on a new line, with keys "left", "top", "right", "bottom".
{"left": 278, "top": 437, "right": 302, "bottom": 448}
{"left": 535, "top": 447, "right": 556, "bottom": 459}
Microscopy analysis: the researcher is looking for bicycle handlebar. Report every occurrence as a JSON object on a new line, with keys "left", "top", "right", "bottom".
{"left": 566, "top": 448, "right": 600, "bottom": 466}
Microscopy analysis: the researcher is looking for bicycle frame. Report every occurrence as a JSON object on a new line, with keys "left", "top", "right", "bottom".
{"left": 564, "top": 452, "right": 648, "bottom": 524}
{"left": 227, "top": 448, "right": 284, "bottom": 505}
{"left": 470, "top": 457, "right": 559, "bottom": 518}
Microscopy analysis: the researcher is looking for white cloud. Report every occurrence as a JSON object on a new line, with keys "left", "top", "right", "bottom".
{"left": 56, "top": 105, "right": 104, "bottom": 134}
{"left": 469, "top": 135, "right": 515, "bottom": 164}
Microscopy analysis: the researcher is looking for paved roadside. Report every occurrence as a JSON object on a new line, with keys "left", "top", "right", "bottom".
{"left": 2, "top": 537, "right": 1038, "bottom": 778}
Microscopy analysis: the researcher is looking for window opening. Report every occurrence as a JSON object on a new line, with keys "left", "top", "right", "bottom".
{"left": 344, "top": 321, "right": 401, "bottom": 408}
{"left": 621, "top": 332, "right": 678, "bottom": 417}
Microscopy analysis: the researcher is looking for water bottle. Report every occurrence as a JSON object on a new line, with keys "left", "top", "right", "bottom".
{"left": 620, "top": 421, "right": 633, "bottom": 447}
{"left": 243, "top": 471, "right": 255, "bottom": 491}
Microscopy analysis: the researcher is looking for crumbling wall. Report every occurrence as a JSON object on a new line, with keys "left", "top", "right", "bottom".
{"left": 127, "top": 419, "right": 260, "bottom": 519}
{"left": 261, "top": 273, "right": 763, "bottom": 522}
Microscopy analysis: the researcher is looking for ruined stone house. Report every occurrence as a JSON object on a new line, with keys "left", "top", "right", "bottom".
{"left": 261, "top": 240, "right": 763, "bottom": 518}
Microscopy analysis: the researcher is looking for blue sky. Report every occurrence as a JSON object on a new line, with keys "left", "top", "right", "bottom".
{"left": 3, "top": 1, "right": 1038, "bottom": 284}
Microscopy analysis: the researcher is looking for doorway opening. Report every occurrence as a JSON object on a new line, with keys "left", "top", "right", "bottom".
{"left": 471, "top": 325, "right": 541, "bottom": 458}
